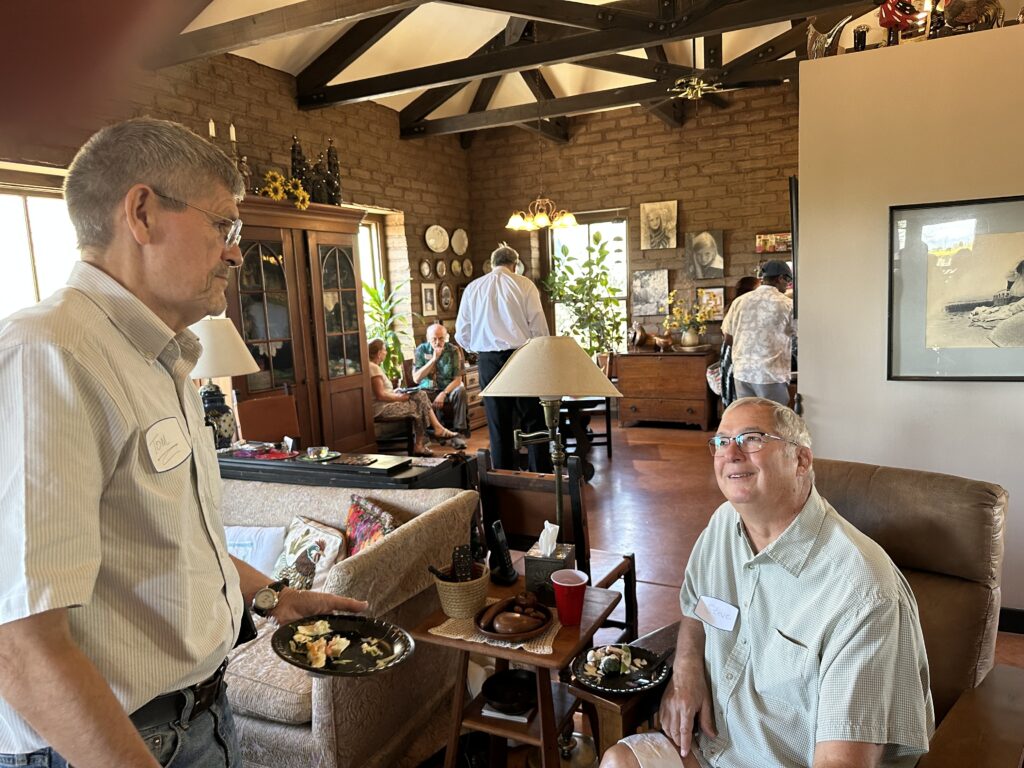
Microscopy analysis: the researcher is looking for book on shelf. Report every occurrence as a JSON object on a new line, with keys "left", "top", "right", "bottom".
{"left": 480, "top": 703, "right": 535, "bottom": 723}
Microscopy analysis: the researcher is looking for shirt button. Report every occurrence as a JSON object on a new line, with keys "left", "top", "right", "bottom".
{"left": 746, "top": 564, "right": 754, "bottom": 570}
{"left": 726, "top": 673, "right": 733, "bottom": 681}
{"left": 740, "top": 638, "right": 747, "bottom": 645}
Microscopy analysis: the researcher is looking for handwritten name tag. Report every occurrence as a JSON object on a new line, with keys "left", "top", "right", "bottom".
{"left": 145, "top": 417, "right": 192, "bottom": 473}
{"left": 696, "top": 595, "right": 739, "bottom": 632}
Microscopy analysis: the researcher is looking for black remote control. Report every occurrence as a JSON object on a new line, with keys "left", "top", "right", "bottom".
{"left": 489, "top": 521, "right": 519, "bottom": 586}
{"left": 452, "top": 544, "right": 473, "bottom": 582}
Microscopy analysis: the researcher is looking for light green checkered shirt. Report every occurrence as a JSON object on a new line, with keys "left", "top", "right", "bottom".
{"left": 681, "top": 488, "right": 934, "bottom": 768}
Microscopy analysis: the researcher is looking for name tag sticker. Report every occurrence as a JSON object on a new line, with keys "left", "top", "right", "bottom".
{"left": 145, "top": 417, "right": 192, "bottom": 473}
{"left": 696, "top": 595, "right": 739, "bottom": 632}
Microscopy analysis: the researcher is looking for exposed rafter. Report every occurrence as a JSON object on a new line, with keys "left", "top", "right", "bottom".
{"left": 519, "top": 69, "right": 570, "bottom": 142}
{"left": 516, "top": 119, "right": 571, "bottom": 143}
{"left": 459, "top": 76, "right": 501, "bottom": 149}
{"left": 439, "top": 0, "right": 669, "bottom": 32}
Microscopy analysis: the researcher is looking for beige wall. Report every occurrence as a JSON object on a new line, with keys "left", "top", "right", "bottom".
{"left": 799, "top": 26, "right": 1024, "bottom": 608}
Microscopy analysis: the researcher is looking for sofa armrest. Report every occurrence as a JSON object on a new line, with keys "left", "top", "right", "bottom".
{"left": 917, "top": 664, "right": 1024, "bottom": 768}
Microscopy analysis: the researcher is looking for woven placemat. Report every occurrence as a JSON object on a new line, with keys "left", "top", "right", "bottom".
{"left": 429, "top": 598, "right": 562, "bottom": 654}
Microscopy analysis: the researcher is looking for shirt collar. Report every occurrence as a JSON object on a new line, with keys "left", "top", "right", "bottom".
{"left": 733, "top": 487, "right": 827, "bottom": 577}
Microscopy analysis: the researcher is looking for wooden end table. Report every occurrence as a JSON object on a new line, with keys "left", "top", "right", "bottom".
{"left": 410, "top": 575, "right": 620, "bottom": 767}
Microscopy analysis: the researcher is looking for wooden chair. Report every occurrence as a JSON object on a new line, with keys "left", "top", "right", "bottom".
{"left": 372, "top": 359, "right": 416, "bottom": 455}
{"left": 474, "top": 448, "right": 638, "bottom": 643}
{"left": 236, "top": 393, "right": 301, "bottom": 447}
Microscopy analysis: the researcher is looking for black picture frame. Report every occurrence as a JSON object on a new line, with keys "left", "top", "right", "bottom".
{"left": 888, "top": 195, "right": 1024, "bottom": 381}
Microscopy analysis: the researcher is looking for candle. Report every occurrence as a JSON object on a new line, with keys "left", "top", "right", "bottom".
{"left": 229, "top": 123, "right": 236, "bottom": 143}
{"left": 208, "top": 119, "right": 216, "bottom": 139}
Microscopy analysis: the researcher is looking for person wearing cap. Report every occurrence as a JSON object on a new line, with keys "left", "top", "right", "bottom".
{"left": 720, "top": 261, "right": 796, "bottom": 406}
{"left": 455, "top": 243, "right": 552, "bottom": 472}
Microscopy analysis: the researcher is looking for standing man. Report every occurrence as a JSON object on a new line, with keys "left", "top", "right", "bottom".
{"left": 0, "top": 117, "right": 365, "bottom": 768}
{"left": 456, "top": 243, "right": 552, "bottom": 471}
{"left": 601, "top": 397, "right": 933, "bottom": 768}
{"left": 721, "top": 260, "right": 795, "bottom": 406}
{"left": 413, "top": 323, "right": 469, "bottom": 449}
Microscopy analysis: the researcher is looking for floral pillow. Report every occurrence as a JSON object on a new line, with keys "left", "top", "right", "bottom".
{"left": 345, "top": 495, "right": 398, "bottom": 555}
{"left": 271, "top": 516, "right": 345, "bottom": 591}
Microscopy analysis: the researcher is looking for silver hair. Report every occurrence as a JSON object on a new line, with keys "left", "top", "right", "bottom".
{"left": 724, "top": 397, "right": 812, "bottom": 449}
{"left": 490, "top": 242, "right": 520, "bottom": 268}
{"left": 426, "top": 323, "right": 449, "bottom": 342}
{"left": 64, "top": 117, "right": 244, "bottom": 251}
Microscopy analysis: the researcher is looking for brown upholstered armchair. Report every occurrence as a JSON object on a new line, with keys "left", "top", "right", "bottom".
{"left": 572, "top": 458, "right": 1021, "bottom": 765}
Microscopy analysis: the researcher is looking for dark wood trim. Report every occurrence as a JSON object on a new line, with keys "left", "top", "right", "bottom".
{"left": 703, "top": 33, "right": 723, "bottom": 69}
{"left": 645, "top": 45, "right": 668, "bottom": 62}
{"left": 458, "top": 76, "right": 501, "bottom": 150}
{"left": 442, "top": 0, "right": 663, "bottom": 31}
{"left": 577, "top": 53, "right": 702, "bottom": 81}
{"left": 515, "top": 118, "right": 571, "bottom": 143}
{"left": 999, "top": 607, "right": 1024, "bottom": 634}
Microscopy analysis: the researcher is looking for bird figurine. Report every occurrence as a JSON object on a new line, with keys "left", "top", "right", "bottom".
{"left": 628, "top": 321, "right": 648, "bottom": 351}
{"left": 878, "top": 0, "right": 928, "bottom": 43}
{"left": 278, "top": 538, "right": 327, "bottom": 590}
{"left": 807, "top": 15, "right": 853, "bottom": 59}
{"left": 944, "top": 0, "right": 1005, "bottom": 30}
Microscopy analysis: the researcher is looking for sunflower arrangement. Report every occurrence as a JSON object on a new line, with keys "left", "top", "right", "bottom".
{"left": 259, "top": 170, "right": 310, "bottom": 210}
{"left": 661, "top": 290, "right": 712, "bottom": 336}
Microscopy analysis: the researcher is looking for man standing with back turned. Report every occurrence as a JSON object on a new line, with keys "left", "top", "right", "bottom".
{"left": 0, "top": 117, "right": 365, "bottom": 768}
{"left": 456, "top": 243, "right": 552, "bottom": 472}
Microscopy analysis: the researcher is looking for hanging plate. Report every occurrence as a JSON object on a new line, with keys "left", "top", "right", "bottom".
{"left": 419, "top": 258, "right": 432, "bottom": 278}
{"left": 463, "top": 259, "right": 474, "bottom": 277}
{"left": 436, "top": 259, "right": 447, "bottom": 278}
{"left": 425, "top": 225, "right": 449, "bottom": 253}
{"left": 451, "top": 228, "right": 469, "bottom": 256}
{"left": 451, "top": 258, "right": 462, "bottom": 276}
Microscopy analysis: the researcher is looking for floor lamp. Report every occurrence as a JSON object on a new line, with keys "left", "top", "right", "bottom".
{"left": 190, "top": 317, "right": 259, "bottom": 448}
{"left": 479, "top": 336, "right": 622, "bottom": 539}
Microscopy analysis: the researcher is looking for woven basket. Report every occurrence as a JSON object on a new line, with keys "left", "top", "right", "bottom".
{"left": 434, "top": 563, "right": 489, "bottom": 618}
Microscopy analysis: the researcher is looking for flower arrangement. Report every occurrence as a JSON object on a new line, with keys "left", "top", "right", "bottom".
{"left": 662, "top": 290, "right": 711, "bottom": 336}
{"left": 258, "top": 170, "right": 311, "bottom": 210}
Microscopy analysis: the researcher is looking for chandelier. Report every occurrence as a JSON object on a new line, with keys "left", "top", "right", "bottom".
{"left": 670, "top": 75, "right": 723, "bottom": 101}
{"left": 505, "top": 196, "right": 578, "bottom": 231}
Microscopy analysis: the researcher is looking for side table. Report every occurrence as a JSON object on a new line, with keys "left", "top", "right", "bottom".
{"left": 410, "top": 576, "right": 620, "bottom": 767}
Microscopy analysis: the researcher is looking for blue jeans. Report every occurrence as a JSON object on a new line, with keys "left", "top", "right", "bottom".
{"left": 0, "top": 688, "right": 239, "bottom": 767}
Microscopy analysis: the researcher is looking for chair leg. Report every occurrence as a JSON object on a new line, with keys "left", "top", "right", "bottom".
{"left": 406, "top": 419, "right": 415, "bottom": 455}
{"left": 605, "top": 396, "right": 613, "bottom": 459}
{"left": 624, "top": 553, "right": 638, "bottom": 642}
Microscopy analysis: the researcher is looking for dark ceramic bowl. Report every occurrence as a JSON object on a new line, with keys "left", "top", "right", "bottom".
{"left": 481, "top": 669, "right": 537, "bottom": 714}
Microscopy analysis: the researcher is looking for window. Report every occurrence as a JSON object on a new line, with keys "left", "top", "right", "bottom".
{"left": 358, "top": 218, "right": 385, "bottom": 294}
{"left": 550, "top": 213, "right": 629, "bottom": 352}
{"left": 0, "top": 193, "right": 78, "bottom": 319}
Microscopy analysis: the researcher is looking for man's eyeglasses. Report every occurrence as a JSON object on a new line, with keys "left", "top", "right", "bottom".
{"left": 152, "top": 189, "right": 243, "bottom": 249}
{"left": 707, "top": 431, "right": 801, "bottom": 457}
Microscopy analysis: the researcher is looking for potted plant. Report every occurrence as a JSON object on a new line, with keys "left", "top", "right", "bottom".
{"left": 363, "top": 280, "right": 411, "bottom": 383}
{"left": 662, "top": 290, "right": 711, "bottom": 347}
{"left": 543, "top": 231, "right": 624, "bottom": 367}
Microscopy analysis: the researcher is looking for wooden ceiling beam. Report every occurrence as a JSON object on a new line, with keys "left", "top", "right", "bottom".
{"left": 516, "top": 118, "right": 571, "bottom": 143}
{"left": 723, "top": 5, "right": 870, "bottom": 70}
{"left": 296, "top": 9, "right": 414, "bottom": 93}
{"left": 519, "top": 70, "right": 570, "bottom": 138}
{"left": 458, "top": 76, "right": 501, "bottom": 149}
{"left": 645, "top": 44, "right": 669, "bottom": 62}
{"left": 577, "top": 53, "right": 702, "bottom": 81}
{"left": 439, "top": 0, "right": 668, "bottom": 32}
{"left": 648, "top": 97, "right": 687, "bottom": 128}
{"left": 301, "top": 0, "right": 879, "bottom": 109}
{"left": 150, "top": 0, "right": 428, "bottom": 69}
{"left": 703, "top": 33, "right": 723, "bottom": 69}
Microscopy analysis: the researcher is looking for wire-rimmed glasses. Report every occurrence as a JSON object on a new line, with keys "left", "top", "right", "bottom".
{"left": 152, "top": 189, "right": 243, "bottom": 249}
{"left": 708, "top": 431, "right": 800, "bottom": 457}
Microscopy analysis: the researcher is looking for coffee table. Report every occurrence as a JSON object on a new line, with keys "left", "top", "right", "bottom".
{"left": 410, "top": 574, "right": 620, "bottom": 767}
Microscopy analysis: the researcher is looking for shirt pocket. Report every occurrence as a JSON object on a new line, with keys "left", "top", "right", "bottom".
{"left": 755, "top": 628, "right": 817, "bottom": 713}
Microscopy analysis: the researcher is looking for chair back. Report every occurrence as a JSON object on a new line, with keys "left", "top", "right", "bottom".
{"left": 814, "top": 458, "right": 1006, "bottom": 724}
{"left": 236, "top": 393, "right": 301, "bottom": 446}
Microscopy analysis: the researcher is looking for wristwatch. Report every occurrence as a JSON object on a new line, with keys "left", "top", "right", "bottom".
{"left": 251, "top": 579, "right": 289, "bottom": 617}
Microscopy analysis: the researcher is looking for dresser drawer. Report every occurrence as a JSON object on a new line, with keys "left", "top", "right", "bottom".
{"left": 464, "top": 368, "right": 480, "bottom": 390}
{"left": 619, "top": 398, "right": 707, "bottom": 427}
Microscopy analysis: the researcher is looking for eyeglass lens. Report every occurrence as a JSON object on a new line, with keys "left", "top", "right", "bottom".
{"left": 708, "top": 432, "right": 769, "bottom": 456}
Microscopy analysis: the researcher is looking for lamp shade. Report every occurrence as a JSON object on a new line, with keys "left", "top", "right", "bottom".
{"left": 479, "top": 336, "right": 622, "bottom": 399}
{"left": 189, "top": 317, "right": 260, "bottom": 379}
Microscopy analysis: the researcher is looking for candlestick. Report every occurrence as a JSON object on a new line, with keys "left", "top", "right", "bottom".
{"left": 229, "top": 123, "right": 236, "bottom": 143}
{"left": 208, "top": 119, "right": 216, "bottom": 139}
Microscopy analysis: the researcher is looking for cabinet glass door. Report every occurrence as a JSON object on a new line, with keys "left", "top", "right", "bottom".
{"left": 319, "top": 244, "right": 363, "bottom": 378}
{"left": 237, "top": 239, "right": 297, "bottom": 392}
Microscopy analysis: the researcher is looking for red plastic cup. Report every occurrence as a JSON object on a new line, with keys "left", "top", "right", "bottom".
{"left": 551, "top": 569, "right": 589, "bottom": 627}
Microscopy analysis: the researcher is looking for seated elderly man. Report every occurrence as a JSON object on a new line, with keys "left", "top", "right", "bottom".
{"left": 412, "top": 323, "right": 469, "bottom": 449}
{"left": 602, "top": 397, "right": 934, "bottom": 768}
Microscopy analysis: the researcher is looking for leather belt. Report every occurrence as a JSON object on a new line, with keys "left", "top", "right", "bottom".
{"left": 129, "top": 659, "right": 228, "bottom": 731}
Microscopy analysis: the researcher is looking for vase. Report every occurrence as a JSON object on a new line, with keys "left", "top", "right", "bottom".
{"left": 681, "top": 329, "right": 701, "bottom": 347}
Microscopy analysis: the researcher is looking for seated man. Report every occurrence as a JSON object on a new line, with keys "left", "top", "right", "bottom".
{"left": 602, "top": 397, "right": 934, "bottom": 768}
{"left": 413, "top": 323, "right": 469, "bottom": 449}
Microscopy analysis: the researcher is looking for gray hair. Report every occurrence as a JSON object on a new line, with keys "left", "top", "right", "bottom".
{"left": 724, "top": 397, "right": 812, "bottom": 449}
{"left": 64, "top": 117, "right": 244, "bottom": 251}
{"left": 491, "top": 242, "right": 520, "bottom": 268}
{"left": 426, "top": 323, "right": 449, "bottom": 342}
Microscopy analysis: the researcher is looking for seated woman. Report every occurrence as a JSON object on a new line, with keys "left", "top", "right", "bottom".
{"left": 368, "top": 338, "right": 459, "bottom": 456}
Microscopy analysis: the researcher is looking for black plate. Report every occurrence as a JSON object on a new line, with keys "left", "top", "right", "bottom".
{"left": 271, "top": 614, "right": 414, "bottom": 676}
{"left": 571, "top": 645, "right": 672, "bottom": 695}
{"left": 481, "top": 669, "right": 537, "bottom": 714}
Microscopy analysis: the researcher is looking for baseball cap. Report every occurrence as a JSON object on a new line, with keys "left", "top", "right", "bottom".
{"left": 760, "top": 260, "right": 793, "bottom": 280}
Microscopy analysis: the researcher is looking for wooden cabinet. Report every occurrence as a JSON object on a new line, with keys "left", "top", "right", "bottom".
{"left": 226, "top": 198, "right": 375, "bottom": 452}
{"left": 463, "top": 363, "right": 487, "bottom": 431}
{"left": 617, "top": 351, "right": 717, "bottom": 431}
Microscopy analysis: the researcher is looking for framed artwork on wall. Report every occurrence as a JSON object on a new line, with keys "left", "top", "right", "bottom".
{"left": 631, "top": 269, "right": 669, "bottom": 317}
{"left": 640, "top": 200, "right": 677, "bottom": 250}
{"left": 888, "top": 195, "right": 1024, "bottom": 380}
{"left": 696, "top": 286, "right": 726, "bottom": 321}
{"left": 421, "top": 282, "right": 437, "bottom": 316}
{"left": 685, "top": 230, "right": 724, "bottom": 279}
{"left": 755, "top": 232, "right": 793, "bottom": 253}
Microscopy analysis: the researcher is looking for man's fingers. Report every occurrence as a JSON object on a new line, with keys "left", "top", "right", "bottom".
{"left": 698, "top": 701, "right": 717, "bottom": 739}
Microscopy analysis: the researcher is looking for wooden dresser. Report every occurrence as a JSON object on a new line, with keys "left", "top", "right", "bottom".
{"left": 617, "top": 350, "right": 717, "bottom": 430}
{"left": 463, "top": 363, "right": 487, "bottom": 430}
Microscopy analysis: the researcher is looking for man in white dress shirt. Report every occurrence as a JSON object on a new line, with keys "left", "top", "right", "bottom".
{"left": 455, "top": 243, "right": 552, "bottom": 471}
{"left": 0, "top": 117, "right": 365, "bottom": 768}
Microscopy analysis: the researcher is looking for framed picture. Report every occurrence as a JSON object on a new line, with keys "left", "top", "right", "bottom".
{"left": 889, "top": 195, "right": 1024, "bottom": 380}
{"left": 640, "top": 200, "right": 677, "bottom": 250}
{"left": 421, "top": 282, "right": 437, "bottom": 316}
{"left": 631, "top": 269, "right": 669, "bottom": 316}
{"left": 755, "top": 232, "right": 793, "bottom": 253}
{"left": 439, "top": 282, "right": 453, "bottom": 313}
{"left": 696, "top": 286, "right": 726, "bottom": 322}
{"left": 685, "top": 230, "right": 724, "bottom": 279}
{"left": 456, "top": 284, "right": 466, "bottom": 311}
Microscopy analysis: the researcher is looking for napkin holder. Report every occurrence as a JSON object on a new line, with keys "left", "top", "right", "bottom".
{"left": 525, "top": 543, "right": 575, "bottom": 607}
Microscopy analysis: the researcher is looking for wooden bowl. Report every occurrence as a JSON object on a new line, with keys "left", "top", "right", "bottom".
{"left": 474, "top": 597, "right": 553, "bottom": 642}
{"left": 481, "top": 669, "right": 537, "bottom": 714}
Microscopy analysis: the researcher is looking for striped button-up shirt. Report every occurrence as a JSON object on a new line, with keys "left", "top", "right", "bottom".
{"left": 455, "top": 266, "right": 548, "bottom": 353}
{"left": 681, "top": 488, "right": 934, "bottom": 768}
{"left": 0, "top": 262, "right": 242, "bottom": 752}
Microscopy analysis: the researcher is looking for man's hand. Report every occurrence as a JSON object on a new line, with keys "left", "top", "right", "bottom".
{"left": 431, "top": 344, "right": 443, "bottom": 362}
{"left": 271, "top": 588, "right": 368, "bottom": 625}
{"left": 659, "top": 659, "right": 717, "bottom": 758}
{"left": 433, "top": 390, "right": 447, "bottom": 407}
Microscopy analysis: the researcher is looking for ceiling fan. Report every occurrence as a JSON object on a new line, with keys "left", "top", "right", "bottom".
{"left": 645, "top": 39, "right": 729, "bottom": 114}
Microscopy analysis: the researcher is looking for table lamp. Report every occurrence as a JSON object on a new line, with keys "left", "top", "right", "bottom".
{"left": 189, "top": 317, "right": 260, "bottom": 448}
{"left": 479, "top": 336, "right": 622, "bottom": 538}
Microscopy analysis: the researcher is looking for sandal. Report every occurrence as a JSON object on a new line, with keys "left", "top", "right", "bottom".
{"left": 436, "top": 428, "right": 459, "bottom": 440}
{"left": 413, "top": 446, "right": 436, "bottom": 457}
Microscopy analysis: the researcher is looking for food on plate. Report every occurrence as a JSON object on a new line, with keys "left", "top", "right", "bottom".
{"left": 289, "top": 623, "right": 395, "bottom": 670}
{"left": 582, "top": 644, "right": 648, "bottom": 679}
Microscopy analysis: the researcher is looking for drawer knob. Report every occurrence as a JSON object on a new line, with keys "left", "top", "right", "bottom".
{"left": 630, "top": 405, "right": 638, "bottom": 413}
{"left": 686, "top": 408, "right": 695, "bottom": 414}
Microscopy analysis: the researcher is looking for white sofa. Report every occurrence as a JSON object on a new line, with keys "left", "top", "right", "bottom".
{"left": 219, "top": 479, "right": 479, "bottom": 768}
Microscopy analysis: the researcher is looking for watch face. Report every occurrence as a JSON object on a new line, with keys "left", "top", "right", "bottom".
{"left": 253, "top": 587, "right": 279, "bottom": 612}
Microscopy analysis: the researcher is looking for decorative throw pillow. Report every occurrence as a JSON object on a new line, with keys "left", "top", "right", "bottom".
{"left": 225, "top": 526, "right": 287, "bottom": 575}
{"left": 345, "top": 494, "right": 398, "bottom": 555}
{"left": 271, "top": 516, "right": 346, "bottom": 591}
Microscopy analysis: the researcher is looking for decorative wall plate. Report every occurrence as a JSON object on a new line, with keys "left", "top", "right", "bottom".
{"left": 436, "top": 259, "right": 447, "bottom": 278}
{"left": 483, "top": 261, "right": 493, "bottom": 274}
{"left": 463, "top": 259, "right": 473, "bottom": 277}
{"left": 515, "top": 260, "right": 526, "bottom": 275}
{"left": 419, "top": 258, "right": 432, "bottom": 278}
{"left": 439, "top": 283, "right": 454, "bottom": 312}
{"left": 451, "top": 228, "right": 469, "bottom": 256}
{"left": 451, "top": 258, "right": 462, "bottom": 276}
{"left": 425, "top": 225, "right": 449, "bottom": 253}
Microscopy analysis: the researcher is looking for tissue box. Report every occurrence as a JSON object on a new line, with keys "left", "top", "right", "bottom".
{"left": 525, "top": 543, "right": 576, "bottom": 607}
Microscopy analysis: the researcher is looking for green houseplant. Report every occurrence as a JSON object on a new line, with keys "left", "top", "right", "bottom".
{"left": 543, "top": 230, "right": 625, "bottom": 358}
{"left": 363, "top": 280, "right": 410, "bottom": 383}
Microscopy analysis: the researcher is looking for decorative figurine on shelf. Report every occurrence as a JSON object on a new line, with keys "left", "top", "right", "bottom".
{"left": 943, "top": 0, "right": 1005, "bottom": 32}
{"left": 290, "top": 135, "right": 307, "bottom": 185}
{"left": 306, "top": 153, "right": 328, "bottom": 204}
{"left": 878, "top": 0, "right": 927, "bottom": 44}
{"left": 236, "top": 155, "right": 253, "bottom": 194}
{"left": 853, "top": 23, "right": 870, "bottom": 50}
{"left": 807, "top": 14, "right": 853, "bottom": 58}
{"left": 326, "top": 138, "right": 343, "bottom": 204}
{"left": 928, "top": 8, "right": 946, "bottom": 37}
{"left": 628, "top": 321, "right": 648, "bottom": 352}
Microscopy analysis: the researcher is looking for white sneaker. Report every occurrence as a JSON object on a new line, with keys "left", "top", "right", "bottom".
{"left": 450, "top": 437, "right": 468, "bottom": 450}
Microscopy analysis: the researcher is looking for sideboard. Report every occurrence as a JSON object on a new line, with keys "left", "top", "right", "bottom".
{"left": 617, "top": 350, "right": 717, "bottom": 431}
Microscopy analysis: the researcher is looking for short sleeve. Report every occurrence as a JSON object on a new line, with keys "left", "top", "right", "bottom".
{"left": 680, "top": 526, "right": 712, "bottom": 619}
{"left": 414, "top": 344, "right": 427, "bottom": 369}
